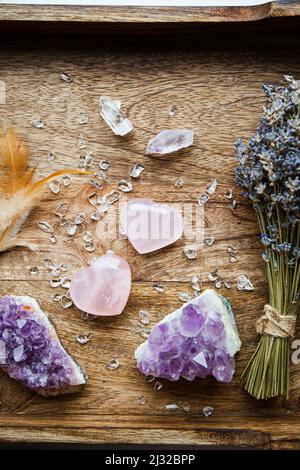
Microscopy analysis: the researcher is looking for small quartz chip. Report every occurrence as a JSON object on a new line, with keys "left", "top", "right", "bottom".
{"left": 174, "top": 178, "right": 184, "bottom": 188}
{"left": 60, "top": 72, "right": 72, "bottom": 83}
{"left": 153, "top": 283, "right": 166, "bottom": 293}
{"left": 37, "top": 221, "right": 54, "bottom": 233}
{"left": 76, "top": 334, "right": 92, "bottom": 345}
{"left": 183, "top": 247, "right": 198, "bottom": 260}
{"left": 203, "top": 406, "right": 215, "bottom": 417}
{"left": 0, "top": 295, "right": 86, "bottom": 396}
{"left": 207, "top": 178, "right": 218, "bottom": 195}
{"left": 106, "top": 358, "right": 120, "bottom": 371}
{"left": 165, "top": 403, "right": 178, "bottom": 412}
{"left": 99, "top": 96, "right": 133, "bottom": 136}
{"left": 31, "top": 119, "right": 44, "bottom": 129}
{"left": 99, "top": 160, "right": 110, "bottom": 171}
{"left": 146, "top": 129, "right": 193, "bottom": 156}
{"left": 130, "top": 163, "right": 144, "bottom": 178}
{"left": 204, "top": 237, "right": 215, "bottom": 247}
{"left": 190, "top": 275, "right": 202, "bottom": 292}
{"left": 78, "top": 111, "right": 89, "bottom": 125}
{"left": 48, "top": 179, "right": 61, "bottom": 194}
{"left": 237, "top": 274, "right": 254, "bottom": 291}
{"left": 118, "top": 180, "right": 133, "bottom": 193}
{"left": 139, "top": 309, "right": 150, "bottom": 325}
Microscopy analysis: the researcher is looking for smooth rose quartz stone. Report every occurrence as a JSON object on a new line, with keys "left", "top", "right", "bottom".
{"left": 120, "top": 198, "right": 184, "bottom": 254}
{"left": 69, "top": 251, "right": 131, "bottom": 316}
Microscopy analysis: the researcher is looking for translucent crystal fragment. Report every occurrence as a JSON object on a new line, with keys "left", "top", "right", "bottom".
{"left": 47, "top": 152, "right": 55, "bottom": 162}
{"left": 106, "top": 358, "right": 120, "bottom": 371}
{"left": 146, "top": 129, "right": 193, "bottom": 156}
{"left": 99, "top": 160, "right": 110, "bottom": 171}
{"left": 203, "top": 406, "right": 215, "bottom": 417}
{"left": 37, "top": 221, "right": 53, "bottom": 233}
{"left": 168, "top": 105, "right": 177, "bottom": 117}
{"left": 31, "top": 119, "right": 44, "bottom": 129}
{"left": 130, "top": 163, "right": 144, "bottom": 178}
{"left": 77, "top": 134, "right": 86, "bottom": 149}
{"left": 118, "top": 180, "right": 133, "bottom": 193}
{"left": 76, "top": 334, "right": 91, "bottom": 345}
{"left": 48, "top": 179, "right": 60, "bottom": 194}
{"left": 29, "top": 267, "right": 39, "bottom": 275}
{"left": 135, "top": 289, "right": 241, "bottom": 384}
{"left": 204, "top": 237, "right": 215, "bottom": 247}
{"left": 78, "top": 111, "right": 89, "bottom": 125}
{"left": 237, "top": 274, "right": 254, "bottom": 291}
{"left": 60, "top": 72, "right": 72, "bottom": 83}
{"left": 183, "top": 247, "right": 198, "bottom": 260}
{"left": 165, "top": 403, "right": 178, "bottom": 411}
{"left": 99, "top": 96, "right": 133, "bottom": 136}
{"left": 138, "top": 395, "right": 146, "bottom": 405}
{"left": 174, "top": 178, "right": 184, "bottom": 188}
{"left": 207, "top": 178, "right": 218, "bottom": 195}
{"left": 0, "top": 295, "right": 86, "bottom": 396}
{"left": 153, "top": 283, "right": 166, "bottom": 293}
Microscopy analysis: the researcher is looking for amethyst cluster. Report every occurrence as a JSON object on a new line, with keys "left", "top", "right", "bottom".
{"left": 0, "top": 295, "right": 86, "bottom": 396}
{"left": 135, "top": 289, "right": 241, "bottom": 383}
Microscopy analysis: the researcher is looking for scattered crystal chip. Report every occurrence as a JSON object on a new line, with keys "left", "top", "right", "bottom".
{"left": 207, "top": 178, "right": 218, "bottom": 195}
{"left": 237, "top": 274, "right": 254, "bottom": 291}
{"left": 31, "top": 119, "right": 44, "bottom": 129}
{"left": 60, "top": 72, "right": 72, "bottom": 83}
{"left": 165, "top": 403, "right": 178, "bottom": 412}
{"left": 48, "top": 179, "right": 61, "bottom": 194}
{"left": 202, "top": 406, "right": 215, "bottom": 417}
{"left": 29, "top": 267, "right": 39, "bottom": 275}
{"left": 183, "top": 247, "right": 198, "bottom": 260}
{"left": 99, "top": 160, "right": 110, "bottom": 171}
{"left": 37, "top": 221, "right": 53, "bottom": 233}
{"left": 153, "top": 283, "right": 166, "bottom": 293}
{"left": 106, "top": 358, "right": 120, "bottom": 371}
{"left": 78, "top": 111, "right": 89, "bottom": 125}
{"left": 118, "top": 180, "right": 133, "bottom": 192}
{"left": 130, "top": 163, "right": 144, "bottom": 178}
{"left": 76, "top": 334, "right": 92, "bottom": 345}
{"left": 139, "top": 309, "right": 150, "bottom": 325}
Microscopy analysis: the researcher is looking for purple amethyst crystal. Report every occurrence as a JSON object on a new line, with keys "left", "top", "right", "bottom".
{"left": 0, "top": 295, "right": 87, "bottom": 396}
{"left": 135, "top": 289, "right": 241, "bottom": 383}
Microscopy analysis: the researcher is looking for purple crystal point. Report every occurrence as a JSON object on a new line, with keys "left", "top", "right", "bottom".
{"left": 0, "top": 295, "right": 87, "bottom": 396}
{"left": 135, "top": 289, "right": 241, "bottom": 384}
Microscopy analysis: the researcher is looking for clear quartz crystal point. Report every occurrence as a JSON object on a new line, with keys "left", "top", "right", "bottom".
{"left": 207, "top": 178, "right": 218, "bottom": 195}
{"left": 146, "top": 129, "right": 193, "bottom": 156}
{"left": 135, "top": 289, "right": 241, "bottom": 384}
{"left": 99, "top": 96, "right": 133, "bottom": 136}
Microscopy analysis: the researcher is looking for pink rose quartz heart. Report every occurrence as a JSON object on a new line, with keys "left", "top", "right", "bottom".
{"left": 69, "top": 251, "right": 131, "bottom": 316}
{"left": 120, "top": 198, "right": 184, "bottom": 254}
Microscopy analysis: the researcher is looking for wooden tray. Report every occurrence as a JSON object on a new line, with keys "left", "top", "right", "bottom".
{"left": 0, "top": 1, "right": 300, "bottom": 450}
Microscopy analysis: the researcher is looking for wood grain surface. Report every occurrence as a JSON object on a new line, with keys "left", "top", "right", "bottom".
{"left": 0, "top": 1, "right": 299, "bottom": 24}
{"left": 0, "top": 25, "right": 300, "bottom": 449}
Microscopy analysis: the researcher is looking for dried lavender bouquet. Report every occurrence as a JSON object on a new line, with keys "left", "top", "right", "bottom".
{"left": 235, "top": 75, "right": 300, "bottom": 399}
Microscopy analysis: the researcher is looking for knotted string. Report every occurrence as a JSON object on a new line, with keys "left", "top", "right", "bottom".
{"left": 256, "top": 304, "right": 296, "bottom": 339}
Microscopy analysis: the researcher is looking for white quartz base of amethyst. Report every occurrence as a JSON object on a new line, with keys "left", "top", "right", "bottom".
{"left": 135, "top": 289, "right": 241, "bottom": 383}
{"left": 0, "top": 295, "right": 87, "bottom": 396}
